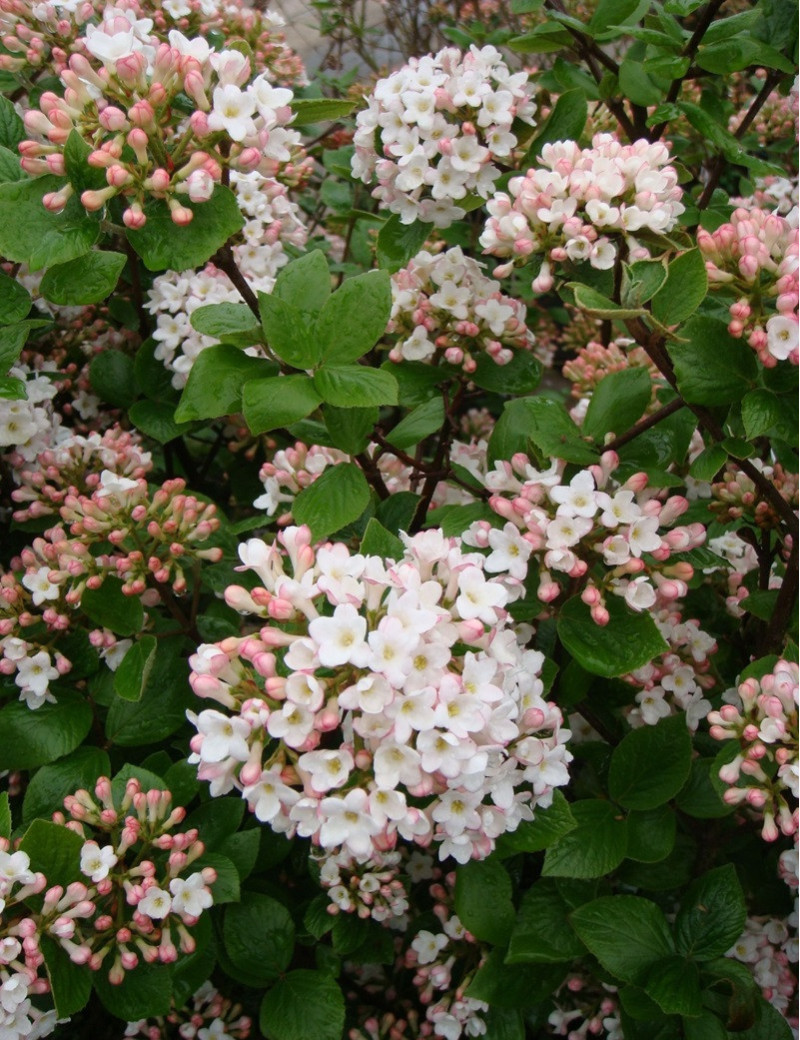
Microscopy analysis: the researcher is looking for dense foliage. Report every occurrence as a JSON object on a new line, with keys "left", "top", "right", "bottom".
{"left": 0, "top": 0, "right": 797, "bottom": 1038}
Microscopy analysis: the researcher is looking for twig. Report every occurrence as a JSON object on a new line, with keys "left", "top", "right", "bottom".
{"left": 604, "top": 397, "right": 685, "bottom": 452}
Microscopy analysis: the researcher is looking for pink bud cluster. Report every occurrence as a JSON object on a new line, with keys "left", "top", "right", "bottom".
{"left": 316, "top": 848, "right": 410, "bottom": 922}
{"left": 19, "top": 22, "right": 303, "bottom": 228}
{"left": 125, "top": 980, "right": 252, "bottom": 1040}
{"left": 386, "top": 246, "right": 535, "bottom": 371}
{"left": 10, "top": 425, "right": 152, "bottom": 523}
{"left": 480, "top": 135, "right": 685, "bottom": 292}
{"left": 146, "top": 170, "right": 308, "bottom": 387}
{"left": 351, "top": 45, "right": 537, "bottom": 229}
{"left": 475, "top": 450, "right": 705, "bottom": 623}
{"left": 698, "top": 207, "right": 798, "bottom": 366}
{"left": 710, "top": 461, "right": 798, "bottom": 531}
{"left": 0, "top": 473, "right": 222, "bottom": 708}
{"left": 561, "top": 338, "right": 659, "bottom": 424}
{"left": 187, "top": 525, "right": 572, "bottom": 867}
{"left": 708, "top": 659, "right": 798, "bottom": 842}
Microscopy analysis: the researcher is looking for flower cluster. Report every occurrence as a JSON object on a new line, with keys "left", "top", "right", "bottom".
{"left": 125, "top": 980, "right": 252, "bottom": 1040}
{"left": 474, "top": 450, "right": 706, "bottom": 622}
{"left": 710, "top": 460, "right": 798, "bottom": 531}
{"left": 316, "top": 848, "right": 410, "bottom": 922}
{"left": 188, "top": 525, "right": 572, "bottom": 866}
{"left": 0, "top": 364, "right": 60, "bottom": 460}
{"left": 146, "top": 169, "right": 308, "bottom": 385}
{"left": 351, "top": 45, "right": 536, "bottom": 228}
{"left": 707, "top": 659, "right": 798, "bottom": 842}
{"left": 480, "top": 135, "right": 685, "bottom": 292}
{"left": 1, "top": 472, "right": 221, "bottom": 708}
{"left": 385, "top": 246, "right": 535, "bottom": 371}
{"left": 546, "top": 975, "right": 622, "bottom": 1040}
{"left": 698, "top": 206, "right": 799, "bottom": 366}
{"left": 728, "top": 915, "right": 798, "bottom": 1026}
{"left": 19, "top": 13, "right": 304, "bottom": 227}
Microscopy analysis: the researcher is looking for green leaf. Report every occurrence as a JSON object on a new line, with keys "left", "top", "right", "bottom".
{"left": 0, "top": 793, "right": 10, "bottom": 840}
{"left": 682, "top": 1011, "right": 728, "bottom": 1040}
{"left": 467, "top": 951, "right": 563, "bottom": 1008}
{"left": 0, "top": 270, "right": 31, "bottom": 325}
{"left": 570, "top": 283, "right": 646, "bottom": 319}
{"left": 0, "top": 96, "right": 24, "bottom": 150}
{"left": 23, "top": 747, "right": 110, "bottom": 824}
{"left": 641, "top": 956, "right": 702, "bottom": 1016}
{"left": 525, "top": 89, "right": 588, "bottom": 159}
{"left": 19, "top": 819, "right": 83, "bottom": 889}
{"left": 385, "top": 396, "right": 444, "bottom": 450}
{"left": 293, "top": 461, "right": 370, "bottom": 540}
{"left": 542, "top": 800, "right": 628, "bottom": 878}
{"left": 0, "top": 176, "right": 99, "bottom": 271}
{"left": 41, "top": 935, "right": 92, "bottom": 1018}
{"left": 175, "top": 345, "right": 276, "bottom": 422}
{"left": 678, "top": 102, "right": 784, "bottom": 177}
{"left": 40, "top": 250, "right": 126, "bottom": 305}
{"left": 190, "top": 302, "right": 260, "bottom": 340}
{"left": 314, "top": 364, "right": 398, "bottom": 408}
{"left": 128, "top": 400, "right": 196, "bottom": 444}
{"left": 583, "top": 367, "right": 653, "bottom": 442}
{"left": 625, "top": 805, "right": 677, "bottom": 862}
{"left": 675, "top": 758, "right": 732, "bottom": 818}
{"left": 588, "top": 0, "right": 651, "bottom": 38}
{"left": 732, "top": 997, "right": 795, "bottom": 1040}
{"left": 741, "top": 388, "right": 783, "bottom": 439}
{"left": 258, "top": 292, "right": 317, "bottom": 368}
{"left": 289, "top": 97, "right": 356, "bottom": 125}
{"left": 454, "top": 857, "right": 516, "bottom": 945}
{"left": 63, "top": 130, "right": 105, "bottom": 196}
{"left": 509, "top": 26, "right": 572, "bottom": 53}
{"left": 669, "top": 317, "right": 758, "bottom": 406}
{"left": 506, "top": 879, "right": 586, "bottom": 963}
{"left": 0, "top": 145, "right": 25, "bottom": 183}
{"left": 651, "top": 249, "right": 708, "bottom": 325}
{"left": 360, "top": 517, "right": 404, "bottom": 560}
{"left": 242, "top": 374, "right": 322, "bottom": 434}
{"left": 272, "top": 250, "right": 331, "bottom": 318}
{"left": 316, "top": 270, "right": 392, "bottom": 364}
{"left": 184, "top": 798, "right": 245, "bottom": 850}
{"left": 0, "top": 692, "right": 93, "bottom": 770}
{"left": 495, "top": 790, "right": 576, "bottom": 856}
{"left": 94, "top": 963, "right": 172, "bottom": 1021}
{"left": 89, "top": 349, "right": 137, "bottom": 409}
{"left": 113, "top": 635, "right": 158, "bottom": 702}
{"left": 260, "top": 971, "right": 345, "bottom": 1040}
{"left": 609, "top": 714, "right": 692, "bottom": 810}
{"left": 80, "top": 577, "right": 144, "bottom": 636}
{"left": 622, "top": 259, "right": 668, "bottom": 306}
{"left": 323, "top": 404, "right": 377, "bottom": 454}
{"left": 689, "top": 444, "right": 727, "bottom": 481}
{"left": 127, "top": 185, "right": 244, "bottom": 272}
{"left": 376, "top": 215, "right": 432, "bottom": 273}
{"left": 675, "top": 865, "right": 746, "bottom": 961}
{"left": 105, "top": 638, "right": 193, "bottom": 746}
{"left": 557, "top": 595, "right": 669, "bottom": 678}
{"left": 470, "top": 350, "right": 542, "bottom": 395}
{"left": 570, "top": 895, "right": 674, "bottom": 983}
{"left": 619, "top": 60, "right": 664, "bottom": 105}
{"left": 482, "top": 1008, "right": 525, "bottom": 1040}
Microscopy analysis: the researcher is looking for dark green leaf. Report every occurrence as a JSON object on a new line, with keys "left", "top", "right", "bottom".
{"left": 89, "top": 350, "right": 137, "bottom": 409}
{"left": 23, "top": 747, "right": 110, "bottom": 824}
{"left": 360, "top": 518, "right": 404, "bottom": 560}
{"left": 0, "top": 270, "right": 31, "bottom": 324}
{"left": 40, "top": 250, "right": 126, "bottom": 305}
{"left": 386, "top": 396, "right": 444, "bottom": 450}
{"left": 0, "top": 96, "right": 24, "bottom": 150}
{"left": 273, "top": 250, "right": 331, "bottom": 317}
{"left": 175, "top": 345, "right": 276, "bottom": 422}
{"left": 583, "top": 367, "right": 653, "bottom": 442}
{"left": 0, "top": 692, "right": 93, "bottom": 770}
{"left": 669, "top": 317, "right": 758, "bottom": 405}
{"left": 113, "top": 635, "right": 158, "bottom": 702}
{"left": 570, "top": 895, "right": 674, "bottom": 982}
{"left": 316, "top": 270, "right": 392, "bottom": 364}
{"left": 557, "top": 595, "right": 668, "bottom": 678}
{"left": 651, "top": 249, "right": 708, "bottom": 325}
{"left": 622, "top": 259, "right": 668, "bottom": 305}
{"left": 675, "top": 865, "right": 746, "bottom": 961}
{"left": 190, "top": 302, "right": 260, "bottom": 340}
{"left": 570, "top": 283, "right": 646, "bottom": 319}
{"left": 0, "top": 793, "right": 9, "bottom": 839}
{"left": 289, "top": 97, "right": 356, "bottom": 125}
{"left": 128, "top": 400, "right": 196, "bottom": 444}
{"left": 260, "top": 970, "right": 344, "bottom": 1040}
{"left": 94, "top": 963, "right": 172, "bottom": 1021}
{"left": 293, "top": 461, "right": 370, "bottom": 540}
{"left": 625, "top": 805, "right": 677, "bottom": 862}
{"left": 314, "top": 365, "right": 398, "bottom": 407}
{"left": 495, "top": 790, "right": 576, "bottom": 856}
{"left": 689, "top": 444, "right": 727, "bottom": 481}
{"left": 619, "top": 60, "right": 663, "bottom": 105}
{"left": 609, "top": 714, "right": 692, "bottom": 810}
{"left": 376, "top": 215, "right": 432, "bottom": 273}
{"left": 0, "top": 176, "right": 99, "bottom": 271}
{"left": 542, "top": 800, "right": 628, "bottom": 878}
{"left": 258, "top": 292, "right": 317, "bottom": 368}
{"left": 741, "top": 388, "right": 783, "bottom": 439}
{"left": 81, "top": 578, "right": 143, "bottom": 636}
{"left": 105, "top": 639, "right": 193, "bottom": 746}
{"left": 127, "top": 185, "right": 244, "bottom": 271}
{"left": 678, "top": 102, "right": 784, "bottom": 177}
{"left": 323, "top": 404, "right": 377, "bottom": 454}
{"left": 19, "top": 819, "right": 83, "bottom": 889}
{"left": 0, "top": 145, "right": 25, "bottom": 183}
{"left": 242, "top": 374, "right": 322, "bottom": 434}
{"left": 526, "top": 89, "right": 588, "bottom": 159}
{"left": 467, "top": 951, "right": 563, "bottom": 1007}
{"left": 506, "top": 879, "right": 586, "bottom": 963}
{"left": 641, "top": 956, "right": 702, "bottom": 1016}
{"left": 454, "top": 857, "right": 516, "bottom": 945}
{"left": 41, "top": 935, "right": 92, "bottom": 1018}
{"left": 675, "top": 758, "right": 732, "bottom": 818}
{"left": 471, "top": 350, "right": 542, "bottom": 395}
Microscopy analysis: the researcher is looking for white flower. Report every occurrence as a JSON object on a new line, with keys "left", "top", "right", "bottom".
{"left": 242, "top": 769, "right": 299, "bottom": 822}
{"left": 298, "top": 749, "right": 354, "bottom": 793}
{"left": 623, "top": 576, "right": 657, "bottom": 612}
{"left": 193, "top": 709, "right": 251, "bottom": 763}
{"left": 628, "top": 516, "right": 662, "bottom": 557}
{"left": 455, "top": 567, "right": 507, "bottom": 623}
{"left": 80, "top": 842, "right": 117, "bottom": 883}
{"left": 208, "top": 84, "right": 257, "bottom": 142}
{"left": 411, "top": 929, "right": 448, "bottom": 964}
{"left": 96, "top": 469, "right": 139, "bottom": 501}
{"left": 309, "top": 604, "right": 369, "bottom": 668}
{"left": 137, "top": 886, "right": 172, "bottom": 919}
{"left": 169, "top": 873, "right": 213, "bottom": 918}
{"left": 766, "top": 314, "right": 798, "bottom": 361}
{"left": 549, "top": 471, "right": 598, "bottom": 518}
{"left": 21, "top": 567, "right": 59, "bottom": 607}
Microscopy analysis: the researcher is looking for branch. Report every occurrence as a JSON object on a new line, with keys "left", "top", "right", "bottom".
{"left": 757, "top": 539, "right": 799, "bottom": 657}
{"left": 213, "top": 244, "right": 260, "bottom": 320}
{"left": 604, "top": 397, "right": 685, "bottom": 452}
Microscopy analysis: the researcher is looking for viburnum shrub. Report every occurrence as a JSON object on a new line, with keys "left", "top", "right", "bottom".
{"left": 0, "top": 0, "right": 797, "bottom": 1038}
